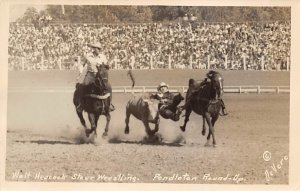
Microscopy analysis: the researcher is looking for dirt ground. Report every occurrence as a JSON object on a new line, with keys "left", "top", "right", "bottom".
{"left": 5, "top": 91, "right": 289, "bottom": 184}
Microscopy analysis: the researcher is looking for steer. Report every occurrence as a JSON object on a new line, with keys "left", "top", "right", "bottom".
{"left": 124, "top": 95, "right": 160, "bottom": 136}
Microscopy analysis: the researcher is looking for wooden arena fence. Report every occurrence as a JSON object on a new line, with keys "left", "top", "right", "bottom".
{"left": 8, "top": 85, "right": 290, "bottom": 94}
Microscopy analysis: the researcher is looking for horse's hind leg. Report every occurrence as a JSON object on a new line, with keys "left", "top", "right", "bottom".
{"left": 180, "top": 107, "right": 192, "bottom": 132}
{"left": 103, "top": 113, "right": 110, "bottom": 137}
{"left": 124, "top": 108, "right": 131, "bottom": 134}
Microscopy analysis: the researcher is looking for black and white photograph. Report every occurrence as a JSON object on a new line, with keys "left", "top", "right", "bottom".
{"left": 0, "top": 0, "right": 299, "bottom": 190}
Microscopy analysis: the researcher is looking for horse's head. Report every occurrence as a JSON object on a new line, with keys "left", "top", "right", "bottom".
{"left": 208, "top": 72, "right": 224, "bottom": 99}
{"left": 94, "top": 64, "right": 109, "bottom": 94}
{"left": 96, "top": 64, "right": 109, "bottom": 80}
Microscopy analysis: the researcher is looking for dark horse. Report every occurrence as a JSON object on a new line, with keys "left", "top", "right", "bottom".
{"left": 73, "top": 65, "right": 112, "bottom": 138}
{"left": 180, "top": 72, "right": 223, "bottom": 147}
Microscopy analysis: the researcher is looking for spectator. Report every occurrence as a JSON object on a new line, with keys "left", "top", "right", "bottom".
{"left": 8, "top": 21, "right": 290, "bottom": 71}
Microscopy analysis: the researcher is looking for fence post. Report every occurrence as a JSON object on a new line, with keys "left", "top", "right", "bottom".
{"left": 207, "top": 55, "right": 210, "bottom": 69}
{"left": 78, "top": 56, "right": 81, "bottom": 67}
{"left": 41, "top": 56, "right": 44, "bottom": 70}
{"left": 242, "top": 54, "right": 246, "bottom": 70}
{"left": 239, "top": 86, "right": 242, "bottom": 93}
{"left": 257, "top": 86, "right": 261, "bottom": 94}
{"left": 276, "top": 87, "right": 280, "bottom": 93}
{"left": 168, "top": 55, "right": 171, "bottom": 69}
{"left": 21, "top": 57, "right": 25, "bottom": 71}
{"left": 261, "top": 56, "right": 265, "bottom": 71}
{"left": 286, "top": 57, "right": 290, "bottom": 71}
{"left": 58, "top": 57, "right": 62, "bottom": 70}
{"left": 189, "top": 55, "right": 193, "bottom": 69}
{"left": 224, "top": 54, "right": 228, "bottom": 69}
{"left": 150, "top": 55, "right": 153, "bottom": 69}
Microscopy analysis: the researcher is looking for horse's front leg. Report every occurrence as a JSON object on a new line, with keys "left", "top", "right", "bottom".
{"left": 76, "top": 110, "right": 87, "bottom": 130}
{"left": 87, "top": 113, "right": 97, "bottom": 137}
{"left": 103, "top": 113, "right": 111, "bottom": 137}
{"left": 204, "top": 112, "right": 216, "bottom": 147}
{"left": 202, "top": 115, "right": 206, "bottom": 136}
{"left": 94, "top": 114, "right": 100, "bottom": 136}
{"left": 180, "top": 107, "right": 192, "bottom": 132}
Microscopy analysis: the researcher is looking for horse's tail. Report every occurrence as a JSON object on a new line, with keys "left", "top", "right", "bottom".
{"left": 127, "top": 70, "right": 135, "bottom": 96}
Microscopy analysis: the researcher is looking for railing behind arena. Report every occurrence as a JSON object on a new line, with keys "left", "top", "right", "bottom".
{"left": 114, "top": 85, "right": 290, "bottom": 94}
{"left": 8, "top": 85, "right": 290, "bottom": 94}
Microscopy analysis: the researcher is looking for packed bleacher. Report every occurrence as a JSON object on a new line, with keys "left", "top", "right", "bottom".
{"left": 8, "top": 21, "right": 291, "bottom": 71}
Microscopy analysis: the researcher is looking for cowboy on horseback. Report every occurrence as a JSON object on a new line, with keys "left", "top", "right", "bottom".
{"left": 151, "top": 82, "right": 183, "bottom": 121}
{"left": 183, "top": 70, "right": 228, "bottom": 116}
{"left": 76, "top": 42, "right": 114, "bottom": 112}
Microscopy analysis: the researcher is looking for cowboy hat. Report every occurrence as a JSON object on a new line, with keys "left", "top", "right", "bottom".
{"left": 87, "top": 42, "right": 102, "bottom": 49}
{"left": 157, "top": 82, "right": 169, "bottom": 90}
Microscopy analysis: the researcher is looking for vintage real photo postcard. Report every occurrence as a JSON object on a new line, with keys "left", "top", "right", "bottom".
{"left": 0, "top": 0, "right": 299, "bottom": 190}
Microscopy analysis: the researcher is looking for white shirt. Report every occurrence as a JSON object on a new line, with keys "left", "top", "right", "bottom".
{"left": 84, "top": 53, "right": 107, "bottom": 73}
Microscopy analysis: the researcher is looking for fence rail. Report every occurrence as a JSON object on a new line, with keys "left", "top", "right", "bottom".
{"left": 8, "top": 85, "right": 290, "bottom": 94}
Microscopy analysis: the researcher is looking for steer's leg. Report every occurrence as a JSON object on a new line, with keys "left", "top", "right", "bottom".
{"left": 143, "top": 121, "right": 155, "bottom": 136}
{"left": 153, "top": 118, "right": 160, "bottom": 133}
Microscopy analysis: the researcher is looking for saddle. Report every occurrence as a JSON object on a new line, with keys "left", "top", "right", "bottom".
{"left": 85, "top": 93, "right": 111, "bottom": 100}
{"left": 76, "top": 83, "right": 111, "bottom": 100}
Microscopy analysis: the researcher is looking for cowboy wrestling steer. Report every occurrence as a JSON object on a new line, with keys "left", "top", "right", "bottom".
{"left": 124, "top": 96, "right": 160, "bottom": 136}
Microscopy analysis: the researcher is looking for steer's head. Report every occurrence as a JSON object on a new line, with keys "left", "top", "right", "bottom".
{"left": 143, "top": 98, "right": 160, "bottom": 122}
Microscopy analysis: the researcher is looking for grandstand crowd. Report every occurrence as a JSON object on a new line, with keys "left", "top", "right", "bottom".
{"left": 8, "top": 21, "right": 290, "bottom": 71}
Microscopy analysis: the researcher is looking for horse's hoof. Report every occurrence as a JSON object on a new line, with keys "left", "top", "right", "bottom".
{"left": 180, "top": 126, "right": 186, "bottom": 132}
{"left": 85, "top": 130, "right": 90, "bottom": 137}
{"left": 202, "top": 131, "right": 206, "bottom": 136}
{"left": 213, "top": 144, "right": 217, "bottom": 148}
{"left": 124, "top": 129, "right": 129, "bottom": 134}
{"left": 102, "top": 132, "right": 108, "bottom": 137}
{"left": 204, "top": 142, "right": 210, "bottom": 147}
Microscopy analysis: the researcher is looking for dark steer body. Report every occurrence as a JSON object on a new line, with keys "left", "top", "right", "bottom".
{"left": 125, "top": 96, "right": 160, "bottom": 136}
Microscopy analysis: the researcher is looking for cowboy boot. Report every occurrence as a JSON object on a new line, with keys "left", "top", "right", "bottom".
{"left": 109, "top": 104, "right": 115, "bottom": 112}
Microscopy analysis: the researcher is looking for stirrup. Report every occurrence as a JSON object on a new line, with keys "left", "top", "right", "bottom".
{"left": 220, "top": 110, "right": 228, "bottom": 116}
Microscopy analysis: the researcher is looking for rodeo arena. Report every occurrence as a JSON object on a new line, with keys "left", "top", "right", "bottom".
{"left": 6, "top": 12, "right": 290, "bottom": 185}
